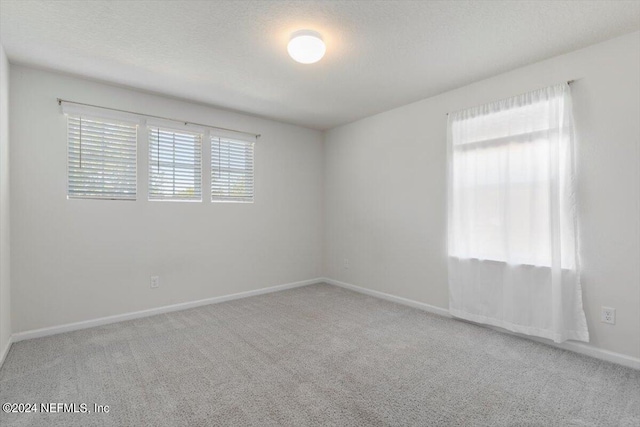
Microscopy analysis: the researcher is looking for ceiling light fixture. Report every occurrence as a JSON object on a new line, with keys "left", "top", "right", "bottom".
{"left": 287, "top": 30, "right": 326, "bottom": 64}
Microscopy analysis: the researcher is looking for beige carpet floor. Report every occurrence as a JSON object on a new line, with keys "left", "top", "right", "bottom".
{"left": 1, "top": 283, "right": 639, "bottom": 426}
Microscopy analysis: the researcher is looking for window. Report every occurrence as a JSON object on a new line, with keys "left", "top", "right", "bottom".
{"left": 211, "top": 136, "right": 254, "bottom": 202}
{"left": 67, "top": 115, "right": 137, "bottom": 200}
{"left": 448, "top": 85, "right": 574, "bottom": 268}
{"left": 451, "top": 100, "right": 558, "bottom": 266}
{"left": 447, "top": 84, "right": 588, "bottom": 344}
{"left": 148, "top": 126, "right": 202, "bottom": 201}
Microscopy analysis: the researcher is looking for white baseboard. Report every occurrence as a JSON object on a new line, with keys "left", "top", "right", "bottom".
{"left": 520, "top": 334, "right": 640, "bottom": 370}
{"left": 12, "top": 278, "right": 323, "bottom": 343}
{"left": 322, "top": 277, "right": 640, "bottom": 370}
{"left": 0, "top": 336, "right": 12, "bottom": 368}
{"left": 323, "top": 277, "right": 451, "bottom": 318}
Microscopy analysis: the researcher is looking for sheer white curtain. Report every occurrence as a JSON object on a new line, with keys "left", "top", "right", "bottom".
{"left": 447, "top": 84, "right": 588, "bottom": 343}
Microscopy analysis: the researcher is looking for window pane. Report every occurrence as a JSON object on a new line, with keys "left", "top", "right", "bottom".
{"left": 67, "top": 116, "right": 137, "bottom": 200}
{"left": 211, "top": 136, "right": 254, "bottom": 202}
{"left": 148, "top": 127, "right": 202, "bottom": 201}
{"left": 451, "top": 138, "right": 552, "bottom": 265}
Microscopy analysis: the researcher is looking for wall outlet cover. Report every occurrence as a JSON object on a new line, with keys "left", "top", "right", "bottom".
{"left": 601, "top": 307, "right": 615, "bottom": 324}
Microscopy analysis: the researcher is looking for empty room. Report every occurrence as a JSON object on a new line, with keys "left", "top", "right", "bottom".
{"left": 0, "top": 0, "right": 639, "bottom": 426}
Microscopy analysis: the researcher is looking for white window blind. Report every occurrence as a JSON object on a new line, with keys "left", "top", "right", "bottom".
{"left": 148, "top": 127, "right": 202, "bottom": 201}
{"left": 67, "top": 115, "right": 137, "bottom": 200}
{"left": 211, "top": 136, "right": 254, "bottom": 202}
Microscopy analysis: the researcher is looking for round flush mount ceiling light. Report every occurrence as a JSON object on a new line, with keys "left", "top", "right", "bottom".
{"left": 287, "top": 30, "right": 326, "bottom": 64}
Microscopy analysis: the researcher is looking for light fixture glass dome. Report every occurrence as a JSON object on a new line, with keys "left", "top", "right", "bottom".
{"left": 287, "top": 30, "right": 326, "bottom": 64}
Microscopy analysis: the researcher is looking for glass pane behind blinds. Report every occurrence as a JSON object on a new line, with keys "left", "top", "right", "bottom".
{"left": 211, "top": 137, "right": 254, "bottom": 202}
{"left": 67, "top": 116, "right": 137, "bottom": 200}
{"left": 149, "top": 127, "right": 202, "bottom": 200}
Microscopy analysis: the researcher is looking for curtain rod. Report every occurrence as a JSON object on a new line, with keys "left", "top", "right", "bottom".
{"left": 57, "top": 98, "right": 261, "bottom": 139}
{"left": 445, "top": 80, "right": 576, "bottom": 116}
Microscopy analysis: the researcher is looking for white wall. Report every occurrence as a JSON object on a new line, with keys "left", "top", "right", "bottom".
{"left": 0, "top": 44, "right": 10, "bottom": 358}
{"left": 10, "top": 65, "right": 324, "bottom": 333}
{"left": 324, "top": 32, "right": 640, "bottom": 359}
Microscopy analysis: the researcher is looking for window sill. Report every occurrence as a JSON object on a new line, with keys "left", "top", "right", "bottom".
{"left": 448, "top": 256, "right": 575, "bottom": 272}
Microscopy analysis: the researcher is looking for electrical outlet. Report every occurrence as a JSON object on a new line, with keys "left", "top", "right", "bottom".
{"left": 601, "top": 307, "right": 615, "bottom": 324}
{"left": 343, "top": 258, "right": 350, "bottom": 269}
{"left": 150, "top": 276, "right": 160, "bottom": 289}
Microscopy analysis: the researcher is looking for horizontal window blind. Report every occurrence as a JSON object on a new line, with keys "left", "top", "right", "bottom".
{"left": 149, "top": 127, "right": 202, "bottom": 201}
{"left": 211, "top": 136, "right": 254, "bottom": 202}
{"left": 67, "top": 115, "right": 137, "bottom": 200}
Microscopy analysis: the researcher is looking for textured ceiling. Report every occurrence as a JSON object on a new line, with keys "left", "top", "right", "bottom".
{"left": 1, "top": 1, "right": 639, "bottom": 130}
